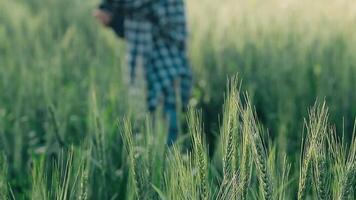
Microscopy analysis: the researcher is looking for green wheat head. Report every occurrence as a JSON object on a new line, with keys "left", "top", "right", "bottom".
{"left": 188, "top": 109, "right": 209, "bottom": 200}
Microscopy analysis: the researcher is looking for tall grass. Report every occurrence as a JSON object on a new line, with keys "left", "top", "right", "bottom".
{"left": 0, "top": 0, "right": 355, "bottom": 199}
{"left": 0, "top": 152, "right": 9, "bottom": 199}
{"left": 2, "top": 78, "right": 355, "bottom": 199}
{"left": 188, "top": 0, "right": 356, "bottom": 152}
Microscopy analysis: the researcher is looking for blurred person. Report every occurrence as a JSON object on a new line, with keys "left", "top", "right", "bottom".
{"left": 93, "top": 0, "right": 193, "bottom": 145}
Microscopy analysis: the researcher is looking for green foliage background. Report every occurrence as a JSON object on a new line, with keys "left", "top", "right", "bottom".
{"left": 0, "top": 0, "right": 355, "bottom": 199}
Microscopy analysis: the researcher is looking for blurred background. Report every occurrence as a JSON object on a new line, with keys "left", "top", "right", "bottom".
{"left": 0, "top": 0, "right": 355, "bottom": 198}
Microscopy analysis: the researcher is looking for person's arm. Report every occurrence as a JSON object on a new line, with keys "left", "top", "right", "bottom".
{"left": 94, "top": 1, "right": 114, "bottom": 27}
{"left": 94, "top": 0, "right": 125, "bottom": 38}
{"left": 99, "top": 0, "right": 115, "bottom": 12}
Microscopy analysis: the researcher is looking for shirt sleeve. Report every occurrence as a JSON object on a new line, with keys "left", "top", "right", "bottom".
{"left": 117, "top": 0, "right": 188, "bottom": 48}
{"left": 153, "top": 1, "right": 188, "bottom": 49}
{"left": 120, "top": 0, "right": 156, "bottom": 12}
{"left": 101, "top": 0, "right": 188, "bottom": 48}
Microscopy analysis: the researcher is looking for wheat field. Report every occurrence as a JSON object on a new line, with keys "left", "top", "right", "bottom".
{"left": 0, "top": 0, "right": 355, "bottom": 199}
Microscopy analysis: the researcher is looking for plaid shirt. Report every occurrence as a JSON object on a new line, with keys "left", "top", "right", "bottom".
{"left": 100, "top": 0, "right": 192, "bottom": 111}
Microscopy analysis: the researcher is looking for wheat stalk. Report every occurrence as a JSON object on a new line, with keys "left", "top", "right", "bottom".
{"left": 338, "top": 124, "right": 356, "bottom": 200}
{"left": 244, "top": 97, "right": 273, "bottom": 200}
{"left": 188, "top": 110, "right": 209, "bottom": 200}
{"left": 239, "top": 103, "right": 253, "bottom": 200}
{"left": 121, "top": 120, "right": 142, "bottom": 199}
{"left": 298, "top": 146, "right": 312, "bottom": 200}
{"left": 0, "top": 153, "right": 8, "bottom": 200}
{"left": 77, "top": 161, "right": 89, "bottom": 200}
{"left": 221, "top": 93, "right": 238, "bottom": 180}
{"left": 338, "top": 166, "right": 355, "bottom": 200}
{"left": 298, "top": 102, "right": 329, "bottom": 200}
{"left": 313, "top": 147, "right": 330, "bottom": 200}
{"left": 251, "top": 131, "right": 273, "bottom": 200}
{"left": 221, "top": 77, "right": 241, "bottom": 187}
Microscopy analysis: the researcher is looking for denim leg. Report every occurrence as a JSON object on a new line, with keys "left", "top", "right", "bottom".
{"left": 180, "top": 72, "right": 192, "bottom": 112}
{"left": 165, "top": 107, "right": 178, "bottom": 146}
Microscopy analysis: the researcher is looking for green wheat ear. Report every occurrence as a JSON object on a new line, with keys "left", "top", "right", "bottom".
{"left": 251, "top": 128, "right": 273, "bottom": 200}
{"left": 188, "top": 109, "right": 209, "bottom": 200}
{"left": 298, "top": 147, "right": 312, "bottom": 200}
{"left": 313, "top": 146, "right": 330, "bottom": 200}
{"left": 221, "top": 76, "right": 240, "bottom": 181}
{"left": 216, "top": 76, "right": 255, "bottom": 199}
{"left": 244, "top": 97, "right": 273, "bottom": 200}
{"left": 298, "top": 102, "right": 329, "bottom": 200}
{"left": 239, "top": 96, "right": 254, "bottom": 200}
{"left": 339, "top": 123, "right": 356, "bottom": 200}
{"left": 313, "top": 104, "right": 331, "bottom": 200}
{"left": 165, "top": 146, "right": 198, "bottom": 200}
{"left": 121, "top": 119, "right": 152, "bottom": 200}
{"left": 312, "top": 130, "right": 330, "bottom": 200}
{"left": 77, "top": 151, "right": 90, "bottom": 200}
{"left": 121, "top": 119, "right": 140, "bottom": 199}
{"left": 339, "top": 166, "right": 355, "bottom": 200}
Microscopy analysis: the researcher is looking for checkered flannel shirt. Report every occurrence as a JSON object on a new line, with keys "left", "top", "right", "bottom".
{"left": 100, "top": 0, "right": 192, "bottom": 111}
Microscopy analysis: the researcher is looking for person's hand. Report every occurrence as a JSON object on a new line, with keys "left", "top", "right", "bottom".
{"left": 93, "top": 9, "right": 113, "bottom": 27}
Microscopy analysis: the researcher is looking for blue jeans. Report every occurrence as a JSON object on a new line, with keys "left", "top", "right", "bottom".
{"left": 165, "top": 107, "right": 178, "bottom": 146}
{"left": 148, "top": 105, "right": 178, "bottom": 146}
